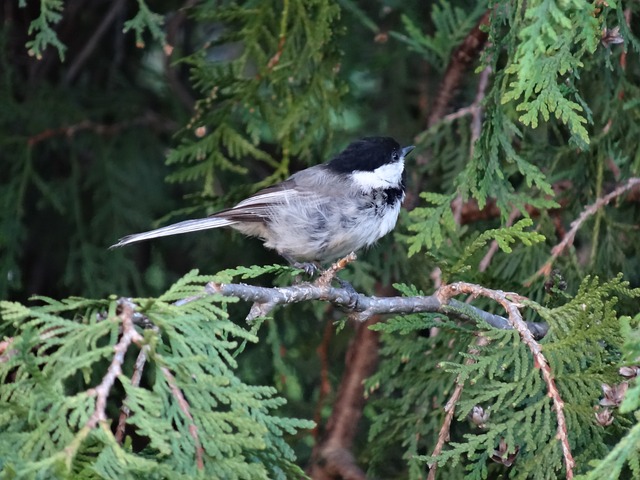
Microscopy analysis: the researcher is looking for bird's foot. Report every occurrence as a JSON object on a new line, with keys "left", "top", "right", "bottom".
{"left": 281, "top": 253, "right": 320, "bottom": 277}
{"left": 292, "top": 261, "right": 320, "bottom": 277}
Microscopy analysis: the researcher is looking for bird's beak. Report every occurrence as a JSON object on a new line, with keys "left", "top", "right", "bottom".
{"left": 402, "top": 145, "right": 415, "bottom": 157}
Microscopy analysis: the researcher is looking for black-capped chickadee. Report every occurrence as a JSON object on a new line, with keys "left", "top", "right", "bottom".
{"left": 111, "top": 137, "right": 414, "bottom": 271}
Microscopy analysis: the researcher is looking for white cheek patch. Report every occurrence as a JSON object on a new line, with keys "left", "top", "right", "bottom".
{"left": 351, "top": 160, "right": 404, "bottom": 191}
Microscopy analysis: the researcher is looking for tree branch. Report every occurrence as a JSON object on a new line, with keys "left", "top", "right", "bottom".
{"left": 426, "top": 11, "right": 491, "bottom": 129}
{"left": 437, "top": 283, "right": 574, "bottom": 479}
{"left": 530, "top": 177, "right": 640, "bottom": 284}
{"left": 205, "top": 281, "right": 548, "bottom": 339}
{"left": 159, "top": 365, "right": 204, "bottom": 470}
{"left": 115, "top": 343, "right": 150, "bottom": 444}
{"left": 85, "top": 299, "right": 143, "bottom": 429}
{"left": 307, "top": 312, "right": 383, "bottom": 480}
{"left": 428, "top": 336, "right": 490, "bottom": 480}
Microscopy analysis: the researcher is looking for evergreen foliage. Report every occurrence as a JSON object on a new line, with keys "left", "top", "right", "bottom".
{"left": 165, "top": 0, "right": 345, "bottom": 197}
{"left": 0, "top": 270, "right": 312, "bottom": 479}
{"left": 2, "top": 0, "right": 640, "bottom": 478}
{"left": 367, "top": 275, "right": 639, "bottom": 479}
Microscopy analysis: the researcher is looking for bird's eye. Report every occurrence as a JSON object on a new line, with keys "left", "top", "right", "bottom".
{"left": 392, "top": 152, "right": 400, "bottom": 161}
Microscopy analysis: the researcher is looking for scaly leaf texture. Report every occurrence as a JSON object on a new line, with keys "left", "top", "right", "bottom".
{"left": 501, "top": 0, "right": 601, "bottom": 147}
{"left": 0, "top": 269, "right": 313, "bottom": 478}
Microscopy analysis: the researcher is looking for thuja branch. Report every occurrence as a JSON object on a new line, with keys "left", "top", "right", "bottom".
{"left": 436, "top": 283, "right": 575, "bottom": 479}
{"left": 428, "top": 336, "right": 490, "bottom": 480}
{"left": 205, "top": 281, "right": 549, "bottom": 339}
{"left": 64, "top": 299, "right": 143, "bottom": 464}
{"left": 530, "top": 177, "right": 640, "bottom": 284}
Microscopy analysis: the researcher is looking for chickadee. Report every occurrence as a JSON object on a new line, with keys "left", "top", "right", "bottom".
{"left": 111, "top": 137, "right": 414, "bottom": 271}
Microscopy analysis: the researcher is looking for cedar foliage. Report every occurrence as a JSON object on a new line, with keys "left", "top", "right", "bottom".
{"left": 1, "top": 1, "right": 640, "bottom": 479}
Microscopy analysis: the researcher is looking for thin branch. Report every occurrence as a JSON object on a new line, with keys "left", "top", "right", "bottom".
{"left": 450, "top": 64, "right": 492, "bottom": 223}
{"left": 312, "top": 319, "right": 335, "bottom": 440}
{"left": 469, "top": 65, "right": 492, "bottom": 159}
{"left": 427, "top": 11, "right": 491, "bottom": 129}
{"left": 206, "top": 280, "right": 548, "bottom": 339}
{"left": 84, "top": 299, "right": 143, "bottom": 429}
{"left": 266, "top": 0, "right": 289, "bottom": 71}
{"left": 315, "top": 252, "right": 358, "bottom": 288}
{"left": 0, "top": 337, "right": 16, "bottom": 363}
{"left": 159, "top": 365, "right": 204, "bottom": 470}
{"left": 479, "top": 207, "right": 520, "bottom": 272}
{"left": 27, "top": 112, "right": 177, "bottom": 147}
{"left": 115, "top": 344, "right": 150, "bottom": 444}
{"left": 428, "top": 336, "right": 490, "bottom": 480}
{"left": 437, "top": 283, "right": 574, "bottom": 479}
{"left": 64, "top": 0, "right": 127, "bottom": 84}
{"left": 530, "top": 177, "right": 640, "bottom": 284}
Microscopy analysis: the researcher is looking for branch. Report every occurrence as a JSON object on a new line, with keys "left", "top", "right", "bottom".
{"left": 115, "top": 343, "right": 150, "bottom": 444}
{"left": 85, "top": 299, "right": 143, "bottom": 429}
{"left": 428, "top": 336, "right": 490, "bottom": 480}
{"left": 437, "top": 283, "right": 574, "bottom": 479}
{"left": 426, "top": 11, "right": 491, "bottom": 128}
{"left": 530, "top": 177, "right": 640, "bottom": 284}
{"left": 0, "top": 337, "right": 16, "bottom": 363}
{"left": 64, "top": 299, "right": 144, "bottom": 465}
{"left": 64, "top": 0, "right": 127, "bottom": 84}
{"left": 307, "top": 312, "right": 382, "bottom": 480}
{"left": 27, "top": 112, "right": 177, "bottom": 147}
{"left": 159, "top": 365, "right": 204, "bottom": 470}
{"left": 206, "top": 281, "right": 548, "bottom": 339}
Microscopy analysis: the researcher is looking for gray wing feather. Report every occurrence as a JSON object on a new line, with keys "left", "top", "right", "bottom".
{"left": 110, "top": 178, "right": 306, "bottom": 248}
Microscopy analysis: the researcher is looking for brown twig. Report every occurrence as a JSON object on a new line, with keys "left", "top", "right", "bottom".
{"left": 315, "top": 252, "right": 358, "bottom": 288}
{"left": 27, "top": 112, "right": 177, "bottom": 147}
{"left": 159, "top": 365, "right": 204, "bottom": 470}
{"left": 428, "top": 336, "right": 490, "bottom": 480}
{"left": 469, "top": 65, "right": 492, "bottom": 159}
{"left": 0, "top": 337, "right": 16, "bottom": 363}
{"left": 307, "top": 313, "right": 382, "bottom": 480}
{"left": 479, "top": 207, "right": 520, "bottom": 272}
{"left": 266, "top": 0, "right": 289, "bottom": 71}
{"left": 312, "top": 320, "right": 335, "bottom": 439}
{"left": 447, "top": 64, "right": 492, "bottom": 223}
{"left": 426, "top": 11, "right": 491, "bottom": 129}
{"left": 64, "top": 0, "right": 127, "bottom": 84}
{"left": 436, "top": 283, "right": 574, "bottom": 479}
{"left": 84, "top": 299, "right": 143, "bottom": 429}
{"left": 115, "top": 344, "right": 150, "bottom": 444}
{"left": 530, "top": 177, "right": 640, "bottom": 284}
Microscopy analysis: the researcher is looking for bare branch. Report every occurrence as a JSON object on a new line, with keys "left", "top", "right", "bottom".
{"left": 427, "top": 11, "right": 491, "bottom": 129}
{"left": 64, "top": 0, "right": 127, "bottom": 84}
{"left": 115, "top": 344, "right": 150, "bottom": 444}
{"left": 428, "top": 336, "right": 490, "bottom": 480}
{"left": 437, "top": 283, "right": 574, "bottom": 479}
{"left": 159, "top": 365, "right": 204, "bottom": 470}
{"left": 206, "top": 280, "right": 548, "bottom": 339}
{"left": 85, "top": 299, "right": 143, "bottom": 429}
{"left": 530, "top": 177, "right": 640, "bottom": 284}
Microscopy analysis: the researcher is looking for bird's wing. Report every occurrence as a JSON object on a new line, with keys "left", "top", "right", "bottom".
{"left": 211, "top": 178, "right": 313, "bottom": 222}
{"left": 110, "top": 179, "right": 309, "bottom": 248}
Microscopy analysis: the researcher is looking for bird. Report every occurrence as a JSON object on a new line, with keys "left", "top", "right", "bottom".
{"left": 111, "top": 136, "right": 414, "bottom": 272}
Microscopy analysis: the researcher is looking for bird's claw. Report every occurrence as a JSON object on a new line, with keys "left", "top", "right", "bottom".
{"left": 292, "top": 261, "right": 320, "bottom": 277}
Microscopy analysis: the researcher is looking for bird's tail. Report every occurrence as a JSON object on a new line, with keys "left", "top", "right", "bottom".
{"left": 110, "top": 217, "right": 236, "bottom": 248}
